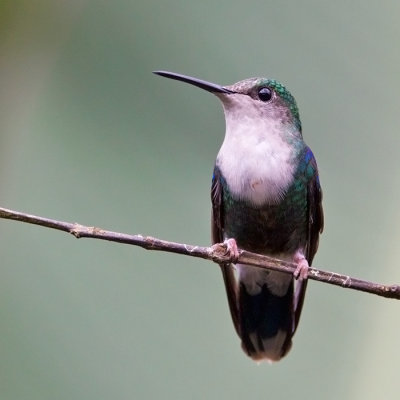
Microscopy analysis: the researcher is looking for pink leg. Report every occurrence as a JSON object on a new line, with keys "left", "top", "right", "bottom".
{"left": 223, "top": 238, "right": 240, "bottom": 263}
{"left": 293, "top": 252, "right": 309, "bottom": 280}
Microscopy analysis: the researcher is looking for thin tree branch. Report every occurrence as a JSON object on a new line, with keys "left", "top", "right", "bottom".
{"left": 1, "top": 206, "right": 399, "bottom": 300}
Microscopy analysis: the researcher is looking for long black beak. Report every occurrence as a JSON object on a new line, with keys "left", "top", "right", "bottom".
{"left": 153, "top": 70, "right": 235, "bottom": 94}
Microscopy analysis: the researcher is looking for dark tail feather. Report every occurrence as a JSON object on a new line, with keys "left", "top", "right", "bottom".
{"left": 238, "top": 280, "right": 294, "bottom": 362}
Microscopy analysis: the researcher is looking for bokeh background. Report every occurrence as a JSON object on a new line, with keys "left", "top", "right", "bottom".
{"left": 1, "top": 1, "right": 399, "bottom": 399}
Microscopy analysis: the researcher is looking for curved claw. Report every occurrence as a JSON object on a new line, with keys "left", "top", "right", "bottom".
{"left": 223, "top": 238, "right": 240, "bottom": 263}
{"left": 293, "top": 253, "right": 309, "bottom": 280}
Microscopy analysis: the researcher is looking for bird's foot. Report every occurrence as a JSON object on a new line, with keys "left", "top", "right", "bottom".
{"left": 223, "top": 238, "right": 240, "bottom": 264}
{"left": 293, "top": 253, "right": 309, "bottom": 280}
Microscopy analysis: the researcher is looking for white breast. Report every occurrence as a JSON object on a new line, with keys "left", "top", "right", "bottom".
{"left": 216, "top": 112, "right": 296, "bottom": 206}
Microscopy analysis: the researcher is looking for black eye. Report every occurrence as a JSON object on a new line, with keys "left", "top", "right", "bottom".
{"left": 258, "top": 87, "right": 272, "bottom": 102}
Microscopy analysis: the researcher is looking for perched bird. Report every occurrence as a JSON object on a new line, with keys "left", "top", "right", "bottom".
{"left": 154, "top": 71, "right": 323, "bottom": 362}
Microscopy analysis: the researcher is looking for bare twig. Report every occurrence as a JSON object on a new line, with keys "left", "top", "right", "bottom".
{"left": 1, "top": 206, "right": 399, "bottom": 300}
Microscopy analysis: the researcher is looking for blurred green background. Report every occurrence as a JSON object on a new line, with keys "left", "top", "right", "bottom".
{"left": 1, "top": 1, "right": 399, "bottom": 399}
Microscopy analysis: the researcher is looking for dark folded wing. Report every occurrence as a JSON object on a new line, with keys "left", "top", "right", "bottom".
{"left": 306, "top": 149, "right": 324, "bottom": 264}
{"left": 294, "top": 147, "right": 324, "bottom": 329}
{"left": 211, "top": 166, "right": 240, "bottom": 333}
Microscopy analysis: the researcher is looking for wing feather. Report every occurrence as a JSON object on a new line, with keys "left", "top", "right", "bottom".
{"left": 294, "top": 147, "right": 324, "bottom": 329}
{"left": 211, "top": 167, "right": 240, "bottom": 334}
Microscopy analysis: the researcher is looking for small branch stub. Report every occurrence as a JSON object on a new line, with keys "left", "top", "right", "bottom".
{"left": 0, "top": 206, "right": 399, "bottom": 300}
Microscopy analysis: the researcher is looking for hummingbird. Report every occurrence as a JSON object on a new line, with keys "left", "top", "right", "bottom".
{"left": 153, "top": 70, "right": 324, "bottom": 362}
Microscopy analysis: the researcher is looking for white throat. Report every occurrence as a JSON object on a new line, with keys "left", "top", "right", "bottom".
{"left": 216, "top": 97, "right": 297, "bottom": 206}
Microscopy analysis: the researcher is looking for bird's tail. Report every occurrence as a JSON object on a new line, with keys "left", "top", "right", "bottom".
{"left": 221, "top": 264, "right": 295, "bottom": 362}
